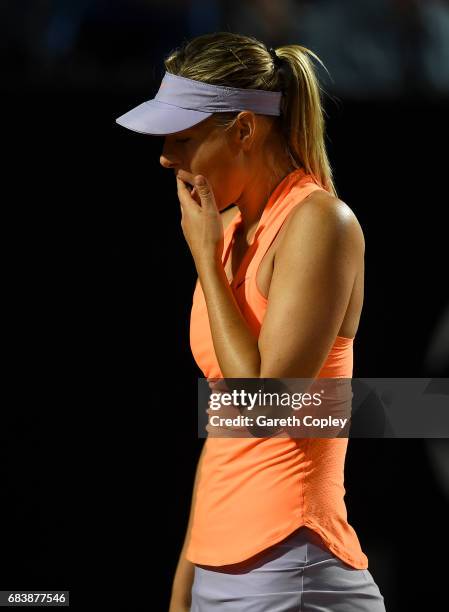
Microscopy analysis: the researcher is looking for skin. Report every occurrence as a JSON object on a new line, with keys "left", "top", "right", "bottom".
{"left": 164, "top": 113, "right": 365, "bottom": 610}
{"left": 159, "top": 111, "right": 365, "bottom": 379}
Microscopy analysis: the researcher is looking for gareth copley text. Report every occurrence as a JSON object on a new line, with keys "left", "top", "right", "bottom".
{"left": 209, "top": 414, "right": 349, "bottom": 429}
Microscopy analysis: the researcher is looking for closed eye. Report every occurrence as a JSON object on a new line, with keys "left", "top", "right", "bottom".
{"left": 176, "top": 138, "right": 190, "bottom": 143}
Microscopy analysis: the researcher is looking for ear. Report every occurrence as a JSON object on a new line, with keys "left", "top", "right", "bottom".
{"left": 234, "top": 111, "right": 257, "bottom": 151}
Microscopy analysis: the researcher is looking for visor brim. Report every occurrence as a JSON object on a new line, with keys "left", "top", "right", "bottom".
{"left": 115, "top": 99, "right": 213, "bottom": 135}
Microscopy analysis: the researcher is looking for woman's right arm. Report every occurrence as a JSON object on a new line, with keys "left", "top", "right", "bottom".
{"left": 168, "top": 442, "right": 206, "bottom": 612}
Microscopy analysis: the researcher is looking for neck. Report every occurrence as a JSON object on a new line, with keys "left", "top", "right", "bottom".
{"left": 235, "top": 160, "right": 297, "bottom": 243}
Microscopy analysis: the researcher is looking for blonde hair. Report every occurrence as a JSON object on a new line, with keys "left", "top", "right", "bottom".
{"left": 164, "top": 32, "right": 337, "bottom": 197}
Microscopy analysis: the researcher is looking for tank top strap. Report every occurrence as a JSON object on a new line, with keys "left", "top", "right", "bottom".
{"left": 221, "top": 170, "right": 327, "bottom": 285}
{"left": 221, "top": 209, "right": 242, "bottom": 267}
{"left": 246, "top": 181, "right": 326, "bottom": 278}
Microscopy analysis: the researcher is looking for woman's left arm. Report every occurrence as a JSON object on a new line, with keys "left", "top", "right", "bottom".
{"left": 257, "top": 197, "right": 364, "bottom": 379}
{"left": 177, "top": 171, "right": 363, "bottom": 379}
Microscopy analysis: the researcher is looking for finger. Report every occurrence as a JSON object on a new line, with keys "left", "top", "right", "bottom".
{"left": 176, "top": 176, "right": 199, "bottom": 208}
{"left": 177, "top": 169, "right": 196, "bottom": 185}
{"left": 194, "top": 175, "right": 216, "bottom": 211}
{"left": 176, "top": 175, "right": 192, "bottom": 193}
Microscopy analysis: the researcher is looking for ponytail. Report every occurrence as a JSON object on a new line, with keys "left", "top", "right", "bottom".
{"left": 274, "top": 45, "right": 337, "bottom": 196}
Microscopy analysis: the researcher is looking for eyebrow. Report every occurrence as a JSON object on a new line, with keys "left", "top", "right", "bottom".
{"left": 171, "top": 129, "right": 194, "bottom": 138}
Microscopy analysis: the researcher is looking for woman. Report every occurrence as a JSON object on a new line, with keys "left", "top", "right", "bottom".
{"left": 116, "top": 32, "right": 386, "bottom": 612}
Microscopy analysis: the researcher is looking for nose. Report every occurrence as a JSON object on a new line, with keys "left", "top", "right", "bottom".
{"left": 159, "top": 153, "right": 179, "bottom": 169}
{"left": 160, "top": 139, "right": 181, "bottom": 169}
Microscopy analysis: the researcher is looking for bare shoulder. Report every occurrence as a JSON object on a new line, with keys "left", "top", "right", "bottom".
{"left": 220, "top": 205, "right": 240, "bottom": 231}
{"left": 282, "top": 190, "right": 365, "bottom": 254}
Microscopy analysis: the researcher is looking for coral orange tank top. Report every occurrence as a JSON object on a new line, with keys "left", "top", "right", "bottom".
{"left": 186, "top": 168, "right": 368, "bottom": 569}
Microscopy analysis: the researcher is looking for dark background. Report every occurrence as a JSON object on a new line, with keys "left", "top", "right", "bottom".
{"left": 2, "top": 1, "right": 449, "bottom": 610}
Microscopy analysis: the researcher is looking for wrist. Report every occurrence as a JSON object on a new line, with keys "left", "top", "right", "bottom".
{"left": 196, "top": 255, "right": 223, "bottom": 279}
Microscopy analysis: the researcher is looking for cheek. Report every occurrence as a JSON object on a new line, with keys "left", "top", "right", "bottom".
{"left": 192, "top": 140, "right": 229, "bottom": 171}
{"left": 212, "top": 172, "right": 244, "bottom": 210}
{"left": 191, "top": 141, "right": 244, "bottom": 205}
